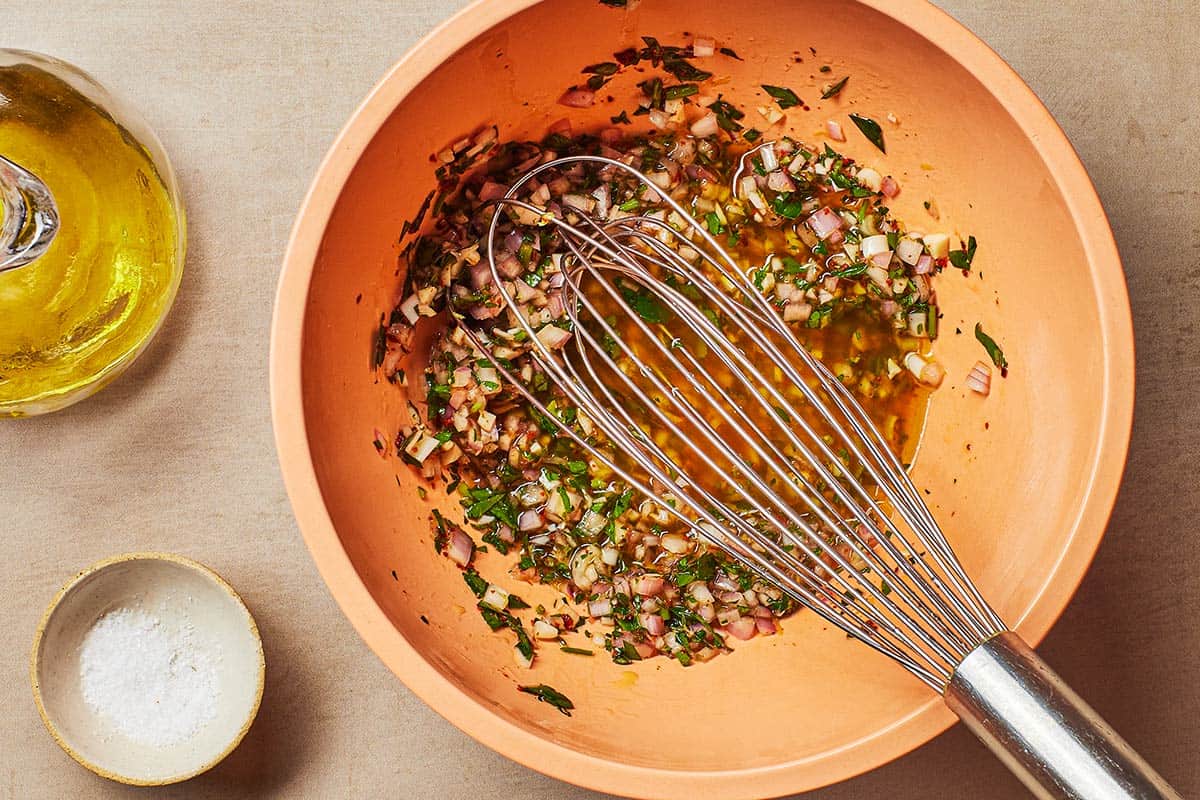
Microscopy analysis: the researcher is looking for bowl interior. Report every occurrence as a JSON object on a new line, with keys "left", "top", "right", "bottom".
{"left": 33, "top": 556, "right": 263, "bottom": 785}
{"left": 282, "top": 0, "right": 1128, "bottom": 795}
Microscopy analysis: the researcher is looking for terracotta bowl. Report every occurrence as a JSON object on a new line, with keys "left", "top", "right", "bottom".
{"left": 271, "top": 1, "right": 1132, "bottom": 797}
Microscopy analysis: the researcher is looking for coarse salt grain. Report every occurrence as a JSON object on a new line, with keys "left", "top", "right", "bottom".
{"left": 78, "top": 606, "right": 219, "bottom": 747}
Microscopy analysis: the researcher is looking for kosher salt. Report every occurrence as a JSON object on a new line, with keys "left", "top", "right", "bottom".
{"left": 78, "top": 607, "right": 219, "bottom": 747}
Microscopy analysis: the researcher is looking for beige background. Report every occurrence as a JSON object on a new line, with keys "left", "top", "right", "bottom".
{"left": 2, "top": 1, "right": 1197, "bottom": 798}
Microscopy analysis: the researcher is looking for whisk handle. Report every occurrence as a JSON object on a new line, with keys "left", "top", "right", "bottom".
{"left": 945, "top": 632, "right": 1180, "bottom": 800}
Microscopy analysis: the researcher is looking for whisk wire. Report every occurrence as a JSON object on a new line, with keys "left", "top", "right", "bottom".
{"left": 468, "top": 155, "right": 1007, "bottom": 689}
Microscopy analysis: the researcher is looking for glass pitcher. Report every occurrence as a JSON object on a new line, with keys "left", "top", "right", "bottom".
{"left": 0, "top": 50, "right": 185, "bottom": 417}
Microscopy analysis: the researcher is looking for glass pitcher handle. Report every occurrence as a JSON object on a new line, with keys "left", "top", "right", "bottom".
{"left": 0, "top": 154, "right": 58, "bottom": 273}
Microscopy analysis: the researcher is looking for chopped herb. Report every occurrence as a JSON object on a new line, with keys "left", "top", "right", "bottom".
{"left": 372, "top": 324, "right": 388, "bottom": 369}
{"left": 560, "top": 646, "right": 594, "bottom": 656}
{"left": 949, "top": 235, "right": 978, "bottom": 271}
{"left": 465, "top": 487, "right": 517, "bottom": 527}
{"left": 819, "top": 65, "right": 832, "bottom": 73}
{"left": 832, "top": 262, "right": 868, "bottom": 279}
{"left": 665, "top": 83, "right": 699, "bottom": 100}
{"left": 849, "top": 113, "right": 886, "bottom": 152}
{"left": 707, "top": 95, "right": 745, "bottom": 133}
{"left": 761, "top": 84, "right": 801, "bottom": 109}
{"left": 463, "top": 569, "right": 488, "bottom": 598}
{"left": 614, "top": 640, "right": 643, "bottom": 664}
{"left": 674, "top": 552, "right": 719, "bottom": 586}
{"left": 481, "top": 530, "right": 510, "bottom": 555}
{"left": 705, "top": 211, "right": 726, "bottom": 235}
{"left": 742, "top": 128, "right": 762, "bottom": 143}
{"left": 771, "top": 193, "right": 805, "bottom": 219}
{"left": 431, "top": 509, "right": 450, "bottom": 552}
{"left": 517, "top": 684, "right": 575, "bottom": 716}
{"left": 974, "top": 323, "right": 1008, "bottom": 374}
{"left": 582, "top": 61, "right": 620, "bottom": 76}
{"left": 821, "top": 76, "right": 849, "bottom": 99}
{"left": 614, "top": 46, "right": 639, "bottom": 66}
{"left": 478, "top": 606, "right": 506, "bottom": 631}
{"left": 663, "top": 58, "right": 712, "bottom": 83}
{"left": 610, "top": 110, "right": 631, "bottom": 125}
{"left": 638, "top": 77, "right": 665, "bottom": 110}
{"left": 719, "top": 46, "right": 742, "bottom": 60}
{"left": 618, "top": 283, "right": 670, "bottom": 323}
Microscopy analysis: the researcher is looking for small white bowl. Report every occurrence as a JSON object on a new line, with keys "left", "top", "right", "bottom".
{"left": 30, "top": 553, "right": 265, "bottom": 785}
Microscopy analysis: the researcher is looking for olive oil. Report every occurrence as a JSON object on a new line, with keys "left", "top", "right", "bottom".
{"left": 0, "top": 58, "right": 184, "bottom": 416}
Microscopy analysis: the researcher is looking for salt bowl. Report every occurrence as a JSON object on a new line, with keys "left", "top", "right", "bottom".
{"left": 31, "top": 553, "right": 264, "bottom": 785}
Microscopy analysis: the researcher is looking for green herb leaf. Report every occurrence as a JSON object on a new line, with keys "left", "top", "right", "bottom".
{"left": 781, "top": 256, "right": 805, "bottom": 274}
{"left": 719, "top": 46, "right": 742, "bottom": 60}
{"left": 560, "top": 646, "right": 594, "bottom": 656}
{"left": 974, "top": 323, "right": 1008, "bottom": 374}
{"left": 663, "top": 57, "right": 712, "bottom": 82}
{"left": 372, "top": 324, "right": 388, "bottom": 369}
{"left": 705, "top": 211, "right": 725, "bottom": 235}
{"left": 518, "top": 684, "right": 575, "bottom": 716}
{"left": 618, "top": 283, "right": 670, "bottom": 323}
{"left": 821, "top": 76, "right": 849, "bottom": 99}
{"left": 848, "top": 113, "right": 886, "bottom": 152}
{"left": 832, "top": 262, "right": 868, "bottom": 278}
{"left": 463, "top": 569, "right": 488, "bottom": 598}
{"left": 610, "top": 110, "right": 631, "bottom": 125}
{"left": 481, "top": 530, "right": 510, "bottom": 555}
{"left": 664, "top": 83, "right": 699, "bottom": 100}
{"left": 478, "top": 606, "right": 506, "bottom": 631}
{"left": 771, "top": 193, "right": 805, "bottom": 219}
{"left": 707, "top": 95, "right": 745, "bottom": 133}
{"left": 761, "top": 84, "right": 801, "bottom": 109}
{"left": 742, "top": 128, "right": 762, "bottom": 143}
{"left": 948, "top": 235, "right": 978, "bottom": 271}
{"left": 582, "top": 61, "right": 620, "bottom": 76}
{"left": 638, "top": 77, "right": 665, "bottom": 110}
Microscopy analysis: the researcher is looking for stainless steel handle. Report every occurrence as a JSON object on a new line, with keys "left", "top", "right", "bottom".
{"left": 0, "top": 154, "right": 58, "bottom": 273}
{"left": 945, "top": 632, "right": 1181, "bottom": 800}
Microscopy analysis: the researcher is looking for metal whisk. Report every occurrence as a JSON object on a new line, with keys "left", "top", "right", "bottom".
{"left": 462, "top": 155, "right": 1179, "bottom": 800}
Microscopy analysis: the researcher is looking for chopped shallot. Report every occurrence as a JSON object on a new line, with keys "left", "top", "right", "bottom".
{"left": 966, "top": 361, "right": 993, "bottom": 395}
{"left": 807, "top": 206, "right": 843, "bottom": 239}
{"left": 447, "top": 528, "right": 474, "bottom": 567}
{"left": 558, "top": 88, "right": 595, "bottom": 108}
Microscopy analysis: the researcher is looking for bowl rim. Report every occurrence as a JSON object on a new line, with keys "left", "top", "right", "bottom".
{"left": 268, "top": 1, "right": 1134, "bottom": 796}
{"left": 29, "top": 552, "right": 266, "bottom": 787}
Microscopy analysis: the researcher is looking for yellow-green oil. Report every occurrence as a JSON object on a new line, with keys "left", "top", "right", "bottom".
{"left": 0, "top": 62, "right": 183, "bottom": 416}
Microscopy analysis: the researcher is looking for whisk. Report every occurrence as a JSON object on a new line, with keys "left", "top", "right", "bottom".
{"left": 461, "top": 154, "right": 1179, "bottom": 800}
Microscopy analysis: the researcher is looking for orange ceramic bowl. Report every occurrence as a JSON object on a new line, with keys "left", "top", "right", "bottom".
{"left": 270, "top": 1, "right": 1132, "bottom": 797}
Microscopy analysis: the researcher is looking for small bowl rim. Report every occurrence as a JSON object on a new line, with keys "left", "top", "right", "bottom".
{"left": 269, "top": 1, "right": 1135, "bottom": 797}
{"left": 29, "top": 551, "right": 266, "bottom": 787}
